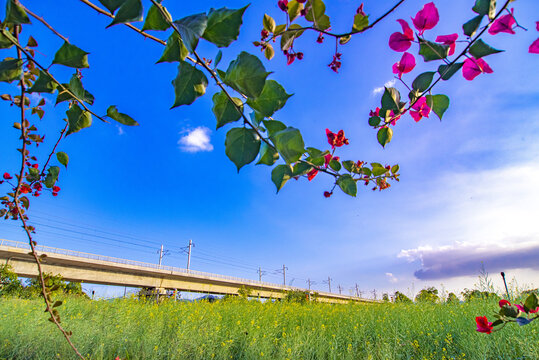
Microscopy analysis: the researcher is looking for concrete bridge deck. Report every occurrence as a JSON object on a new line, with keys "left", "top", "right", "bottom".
{"left": 0, "top": 239, "right": 374, "bottom": 304}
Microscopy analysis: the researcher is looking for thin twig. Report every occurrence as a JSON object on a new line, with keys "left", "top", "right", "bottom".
{"left": 13, "top": 25, "right": 85, "bottom": 360}
{"left": 0, "top": 29, "right": 107, "bottom": 123}
{"left": 20, "top": 3, "right": 70, "bottom": 43}
{"left": 39, "top": 123, "right": 68, "bottom": 179}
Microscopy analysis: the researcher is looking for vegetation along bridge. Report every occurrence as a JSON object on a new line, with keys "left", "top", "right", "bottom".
{"left": 0, "top": 239, "right": 375, "bottom": 304}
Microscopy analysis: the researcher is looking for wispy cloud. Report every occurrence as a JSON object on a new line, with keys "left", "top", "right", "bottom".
{"left": 386, "top": 272, "right": 399, "bottom": 283}
{"left": 372, "top": 79, "right": 396, "bottom": 95}
{"left": 178, "top": 127, "right": 214, "bottom": 153}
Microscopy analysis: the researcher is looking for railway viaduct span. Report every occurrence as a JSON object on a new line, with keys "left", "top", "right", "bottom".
{"left": 0, "top": 239, "right": 373, "bottom": 304}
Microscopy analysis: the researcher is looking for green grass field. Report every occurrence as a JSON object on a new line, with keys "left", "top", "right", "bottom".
{"left": 1, "top": 297, "right": 538, "bottom": 359}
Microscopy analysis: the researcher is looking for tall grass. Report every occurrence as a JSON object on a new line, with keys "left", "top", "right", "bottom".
{"left": 1, "top": 296, "right": 538, "bottom": 359}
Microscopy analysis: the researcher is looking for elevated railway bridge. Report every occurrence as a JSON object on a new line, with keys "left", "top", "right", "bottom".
{"left": 0, "top": 239, "right": 375, "bottom": 304}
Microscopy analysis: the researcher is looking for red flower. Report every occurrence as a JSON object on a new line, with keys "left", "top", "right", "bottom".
{"left": 370, "top": 107, "right": 380, "bottom": 117}
{"left": 3, "top": 173, "right": 12, "bottom": 180}
{"left": 316, "top": 33, "right": 324, "bottom": 43}
{"left": 356, "top": 3, "right": 366, "bottom": 16}
{"left": 31, "top": 163, "right": 39, "bottom": 169}
{"left": 389, "top": 19, "right": 414, "bottom": 52}
{"left": 328, "top": 53, "right": 342, "bottom": 73}
{"left": 499, "top": 299, "right": 511, "bottom": 308}
{"left": 411, "top": 2, "right": 439, "bottom": 35}
{"left": 435, "top": 33, "right": 458, "bottom": 56}
{"left": 326, "top": 129, "right": 349, "bottom": 149}
{"left": 33, "top": 183, "right": 42, "bottom": 191}
{"left": 20, "top": 184, "right": 32, "bottom": 194}
{"left": 530, "top": 38, "right": 539, "bottom": 54}
{"left": 307, "top": 168, "right": 318, "bottom": 181}
{"left": 261, "top": 29, "right": 269, "bottom": 39}
{"left": 475, "top": 316, "right": 493, "bottom": 334}
{"left": 410, "top": 97, "right": 431, "bottom": 122}
{"left": 52, "top": 186, "right": 61, "bottom": 193}
{"left": 392, "top": 52, "right": 416, "bottom": 78}
{"left": 278, "top": 0, "right": 288, "bottom": 12}
{"left": 323, "top": 191, "right": 332, "bottom": 198}
{"left": 488, "top": 8, "right": 516, "bottom": 35}
{"left": 462, "top": 57, "right": 493, "bottom": 81}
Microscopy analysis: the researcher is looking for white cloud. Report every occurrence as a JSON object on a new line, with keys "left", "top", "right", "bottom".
{"left": 117, "top": 125, "right": 124, "bottom": 136}
{"left": 372, "top": 79, "right": 396, "bottom": 95}
{"left": 385, "top": 272, "right": 398, "bottom": 283}
{"left": 178, "top": 127, "right": 214, "bottom": 153}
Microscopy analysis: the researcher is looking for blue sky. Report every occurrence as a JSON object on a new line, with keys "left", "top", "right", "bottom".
{"left": 1, "top": 0, "right": 538, "bottom": 298}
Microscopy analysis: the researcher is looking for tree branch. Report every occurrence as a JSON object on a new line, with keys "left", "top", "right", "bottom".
{"left": 19, "top": 3, "right": 70, "bottom": 43}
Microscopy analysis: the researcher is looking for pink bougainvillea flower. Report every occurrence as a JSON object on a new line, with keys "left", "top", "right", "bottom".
{"left": 536, "top": 21, "right": 539, "bottom": 31}
{"left": 530, "top": 38, "right": 539, "bottom": 54}
{"left": 462, "top": 57, "right": 494, "bottom": 80}
{"left": 476, "top": 316, "right": 493, "bottom": 334}
{"left": 307, "top": 168, "right": 318, "bottom": 181}
{"left": 412, "top": 2, "right": 439, "bottom": 35}
{"left": 3, "top": 172, "right": 12, "bottom": 180}
{"left": 436, "top": 33, "right": 458, "bottom": 55}
{"left": 488, "top": 8, "right": 516, "bottom": 35}
{"left": 370, "top": 107, "right": 380, "bottom": 117}
{"left": 392, "top": 52, "right": 416, "bottom": 78}
{"left": 326, "top": 129, "right": 349, "bottom": 149}
{"left": 356, "top": 3, "right": 366, "bottom": 16}
{"left": 499, "top": 299, "right": 511, "bottom": 308}
{"left": 277, "top": 0, "right": 288, "bottom": 12}
{"left": 389, "top": 19, "right": 414, "bottom": 52}
{"left": 515, "top": 303, "right": 539, "bottom": 313}
{"left": 388, "top": 110, "right": 402, "bottom": 126}
{"left": 410, "top": 97, "right": 431, "bottom": 122}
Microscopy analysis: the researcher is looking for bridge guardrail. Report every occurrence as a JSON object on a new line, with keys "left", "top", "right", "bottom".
{"left": 0, "top": 239, "right": 357, "bottom": 298}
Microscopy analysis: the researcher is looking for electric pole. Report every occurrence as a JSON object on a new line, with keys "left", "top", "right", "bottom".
{"left": 372, "top": 289, "right": 377, "bottom": 300}
{"left": 338, "top": 285, "right": 342, "bottom": 295}
{"left": 158, "top": 244, "right": 164, "bottom": 267}
{"left": 186, "top": 239, "right": 193, "bottom": 271}
{"left": 307, "top": 278, "right": 312, "bottom": 290}
{"left": 323, "top": 277, "right": 332, "bottom": 293}
{"left": 355, "top": 283, "right": 360, "bottom": 297}
{"left": 282, "top": 264, "right": 287, "bottom": 286}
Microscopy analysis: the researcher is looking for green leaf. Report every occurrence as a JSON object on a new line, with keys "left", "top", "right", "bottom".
{"left": 225, "top": 127, "right": 261, "bottom": 172}
{"left": 68, "top": 74, "right": 95, "bottom": 105}
{"left": 377, "top": 127, "right": 393, "bottom": 148}
{"left": 107, "top": 0, "right": 143, "bottom": 27}
{"left": 0, "top": 59, "right": 22, "bottom": 83}
{"left": 52, "top": 42, "right": 90, "bottom": 69}
{"left": 28, "top": 70, "right": 57, "bottom": 93}
{"left": 66, "top": 103, "right": 92, "bottom": 136}
{"left": 463, "top": 15, "right": 483, "bottom": 37}
{"left": 257, "top": 143, "right": 279, "bottom": 166}
{"left": 329, "top": 158, "right": 341, "bottom": 172}
{"left": 412, "top": 72, "right": 435, "bottom": 92}
{"left": 142, "top": 4, "right": 171, "bottom": 31}
{"left": 425, "top": 94, "right": 449, "bottom": 120}
{"left": 371, "top": 163, "right": 387, "bottom": 177}
{"left": 264, "top": 44, "right": 275, "bottom": 60}
{"left": 250, "top": 111, "right": 264, "bottom": 127}
{"left": 287, "top": 1, "right": 303, "bottom": 22}
{"left": 352, "top": 13, "right": 369, "bottom": 33}
{"left": 342, "top": 160, "right": 357, "bottom": 173}
{"left": 44, "top": 166, "right": 60, "bottom": 188}
{"left": 246, "top": 80, "right": 292, "bottom": 117}
{"left": 418, "top": 39, "right": 450, "bottom": 62}
{"left": 224, "top": 52, "right": 270, "bottom": 98}
{"left": 171, "top": 61, "right": 208, "bottom": 108}
{"left": 305, "top": 0, "right": 330, "bottom": 30}
{"left": 98, "top": 0, "right": 125, "bottom": 14}
{"left": 214, "top": 50, "right": 223, "bottom": 68}
{"left": 499, "top": 304, "right": 519, "bottom": 318}
{"left": 173, "top": 13, "right": 207, "bottom": 53}
{"left": 469, "top": 39, "right": 503, "bottom": 58}
{"left": 381, "top": 87, "right": 401, "bottom": 112}
{"left": 337, "top": 174, "right": 357, "bottom": 197}
{"left": 203, "top": 6, "right": 248, "bottom": 48}
{"left": 271, "top": 164, "right": 293, "bottom": 192}
{"left": 292, "top": 162, "right": 313, "bottom": 177}
{"left": 270, "top": 127, "right": 305, "bottom": 164}
{"left": 157, "top": 32, "right": 188, "bottom": 63}
{"left": 472, "top": 0, "right": 496, "bottom": 19}
{"left": 368, "top": 116, "right": 381, "bottom": 127}
{"left": 437, "top": 62, "right": 464, "bottom": 80}
{"left": 56, "top": 152, "right": 69, "bottom": 168}
{"left": 0, "top": 30, "right": 13, "bottom": 49}
{"left": 524, "top": 293, "right": 538, "bottom": 312}
{"left": 212, "top": 91, "right": 243, "bottom": 129}
{"left": 107, "top": 105, "right": 138, "bottom": 126}
{"left": 280, "top": 24, "right": 304, "bottom": 51}
{"left": 273, "top": 24, "right": 286, "bottom": 36}
{"left": 5, "top": 0, "right": 31, "bottom": 24}
{"left": 262, "top": 120, "right": 287, "bottom": 136}
{"left": 263, "top": 14, "right": 276, "bottom": 32}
